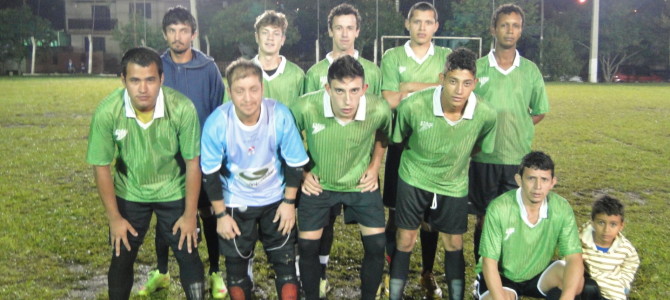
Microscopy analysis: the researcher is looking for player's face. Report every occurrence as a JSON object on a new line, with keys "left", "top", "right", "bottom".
{"left": 255, "top": 25, "right": 285, "bottom": 56}
{"left": 122, "top": 62, "right": 163, "bottom": 113}
{"left": 514, "top": 167, "right": 556, "bottom": 206}
{"left": 491, "top": 12, "right": 523, "bottom": 50}
{"left": 439, "top": 69, "right": 477, "bottom": 111}
{"left": 329, "top": 14, "right": 360, "bottom": 53}
{"left": 229, "top": 74, "right": 263, "bottom": 123}
{"left": 592, "top": 213, "right": 624, "bottom": 248}
{"left": 163, "top": 22, "right": 196, "bottom": 55}
{"left": 405, "top": 9, "right": 438, "bottom": 46}
{"left": 325, "top": 76, "right": 368, "bottom": 121}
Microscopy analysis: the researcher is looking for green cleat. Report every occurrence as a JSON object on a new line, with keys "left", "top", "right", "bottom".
{"left": 138, "top": 270, "right": 170, "bottom": 296}
{"left": 319, "top": 278, "right": 330, "bottom": 299}
{"left": 210, "top": 271, "right": 228, "bottom": 299}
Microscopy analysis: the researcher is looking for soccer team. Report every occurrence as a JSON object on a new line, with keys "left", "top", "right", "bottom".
{"left": 87, "top": 2, "right": 639, "bottom": 300}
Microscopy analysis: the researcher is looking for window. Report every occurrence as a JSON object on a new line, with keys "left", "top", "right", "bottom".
{"left": 84, "top": 36, "right": 106, "bottom": 53}
{"left": 129, "top": 3, "right": 152, "bottom": 19}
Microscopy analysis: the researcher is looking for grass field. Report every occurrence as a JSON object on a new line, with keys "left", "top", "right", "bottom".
{"left": 0, "top": 77, "right": 668, "bottom": 299}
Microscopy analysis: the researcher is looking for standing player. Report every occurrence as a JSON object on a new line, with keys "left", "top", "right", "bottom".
{"left": 473, "top": 151, "right": 584, "bottom": 300}
{"left": 380, "top": 2, "right": 452, "bottom": 298}
{"left": 468, "top": 3, "right": 550, "bottom": 263}
{"left": 200, "top": 58, "right": 309, "bottom": 300}
{"left": 388, "top": 48, "right": 497, "bottom": 300}
{"left": 139, "top": 6, "right": 227, "bottom": 299}
{"left": 292, "top": 55, "right": 391, "bottom": 300}
{"left": 303, "top": 3, "right": 382, "bottom": 95}
{"left": 87, "top": 47, "right": 205, "bottom": 300}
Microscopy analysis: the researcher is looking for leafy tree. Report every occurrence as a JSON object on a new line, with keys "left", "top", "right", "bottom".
{"left": 0, "top": 6, "right": 54, "bottom": 71}
{"left": 112, "top": 15, "right": 165, "bottom": 54}
{"left": 542, "top": 26, "right": 579, "bottom": 81}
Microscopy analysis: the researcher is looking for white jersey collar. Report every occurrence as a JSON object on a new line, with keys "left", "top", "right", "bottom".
{"left": 253, "top": 55, "right": 287, "bottom": 81}
{"left": 322, "top": 91, "right": 367, "bottom": 125}
{"left": 404, "top": 41, "right": 435, "bottom": 65}
{"left": 326, "top": 50, "right": 360, "bottom": 64}
{"left": 488, "top": 49, "right": 521, "bottom": 75}
{"left": 515, "top": 188, "right": 548, "bottom": 228}
{"left": 124, "top": 87, "right": 165, "bottom": 129}
{"left": 432, "top": 86, "right": 477, "bottom": 126}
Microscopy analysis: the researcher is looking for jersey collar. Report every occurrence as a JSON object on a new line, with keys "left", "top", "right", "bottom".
{"left": 326, "top": 50, "right": 359, "bottom": 64}
{"left": 252, "top": 55, "right": 287, "bottom": 81}
{"left": 515, "top": 188, "right": 548, "bottom": 228}
{"left": 322, "top": 91, "right": 367, "bottom": 125}
{"left": 404, "top": 41, "right": 435, "bottom": 65}
{"left": 432, "top": 86, "right": 476, "bottom": 126}
{"left": 488, "top": 49, "right": 521, "bottom": 75}
{"left": 124, "top": 88, "right": 165, "bottom": 129}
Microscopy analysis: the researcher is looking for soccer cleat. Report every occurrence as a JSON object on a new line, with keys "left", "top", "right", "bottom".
{"left": 319, "top": 278, "right": 330, "bottom": 299}
{"left": 420, "top": 272, "right": 443, "bottom": 299}
{"left": 138, "top": 270, "right": 170, "bottom": 296}
{"left": 210, "top": 271, "right": 228, "bottom": 299}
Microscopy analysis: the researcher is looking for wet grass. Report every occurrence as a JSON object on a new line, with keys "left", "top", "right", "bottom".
{"left": 0, "top": 78, "right": 668, "bottom": 299}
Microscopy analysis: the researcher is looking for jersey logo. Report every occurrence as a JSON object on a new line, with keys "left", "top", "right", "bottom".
{"left": 504, "top": 227, "right": 515, "bottom": 241}
{"left": 312, "top": 123, "right": 325, "bottom": 134}
{"left": 114, "top": 129, "right": 127, "bottom": 141}
{"left": 319, "top": 76, "right": 327, "bottom": 88}
{"left": 418, "top": 121, "right": 433, "bottom": 132}
{"left": 399, "top": 66, "right": 406, "bottom": 73}
{"left": 478, "top": 77, "right": 489, "bottom": 86}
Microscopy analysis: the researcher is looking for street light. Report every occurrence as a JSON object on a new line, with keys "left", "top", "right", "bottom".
{"left": 580, "top": 0, "right": 599, "bottom": 83}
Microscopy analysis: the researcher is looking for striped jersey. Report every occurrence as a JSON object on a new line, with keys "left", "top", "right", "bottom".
{"left": 580, "top": 222, "right": 639, "bottom": 300}
{"left": 200, "top": 99, "right": 309, "bottom": 207}
{"left": 290, "top": 90, "right": 392, "bottom": 192}
{"left": 472, "top": 50, "right": 550, "bottom": 165}
{"left": 380, "top": 41, "right": 452, "bottom": 92}
{"left": 86, "top": 87, "right": 200, "bottom": 202}
{"left": 303, "top": 51, "right": 382, "bottom": 95}
{"left": 224, "top": 55, "right": 305, "bottom": 106}
{"left": 393, "top": 87, "right": 497, "bottom": 197}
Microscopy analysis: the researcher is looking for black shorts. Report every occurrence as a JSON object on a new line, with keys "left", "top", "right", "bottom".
{"left": 382, "top": 144, "right": 403, "bottom": 208}
{"left": 395, "top": 178, "right": 468, "bottom": 234}
{"left": 473, "top": 261, "right": 561, "bottom": 299}
{"left": 298, "top": 190, "right": 385, "bottom": 231}
{"left": 468, "top": 161, "right": 518, "bottom": 216}
{"left": 218, "top": 201, "right": 296, "bottom": 259}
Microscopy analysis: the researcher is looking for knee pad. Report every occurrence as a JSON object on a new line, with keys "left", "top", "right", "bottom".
{"left": 362, "top": 232, "right": 386, "bottom": 256}
{"left": 267, "top": 248, "right": 298, "bottom": 284}
{"left": 225, "top": 257, "right": 252, "bottom": 289}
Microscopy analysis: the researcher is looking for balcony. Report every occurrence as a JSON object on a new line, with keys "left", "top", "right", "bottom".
{"left": 68, "top": 18, "right": 117, "bottom": 31}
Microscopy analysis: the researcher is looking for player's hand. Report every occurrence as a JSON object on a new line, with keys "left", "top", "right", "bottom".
{"left": 273, "top": 202, "right": 296, "bottom": 235}
{"left": 357, "top": 167, "right": 380, "bottom": 192}
{"left": 173, "top": 214, "right": 198, "bottom": 253}
{"left": 217, "top": 214, "right": 241, "bottom": 240}
{"left": 302, "top": 171, "right": 322, "bottom": 196}
{"left": 108, "top": 216, "right": 137, "bottom": 257}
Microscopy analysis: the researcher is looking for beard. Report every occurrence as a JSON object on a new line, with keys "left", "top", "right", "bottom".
{"left": 170, "top": 42, "right": 189, "bottom": 54}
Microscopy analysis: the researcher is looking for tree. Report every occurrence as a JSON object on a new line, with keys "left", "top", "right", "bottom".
{"left": 0, "top": 6, "right": 54, "bottom": 72}
{"left": 542, "top": 26, "right": 579, "bottom": 81}
{"left": 112, "top": 16, "right": 165, "bottom": 54}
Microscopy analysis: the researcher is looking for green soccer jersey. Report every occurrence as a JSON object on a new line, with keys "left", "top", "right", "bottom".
{"left": 224, "top": 56, "right": 305, "bottom": 105}
{"left": 476, "top": 189, "right": 582, "bottom": 282}
{"left": 380, "top": 42, "right": 452, "bottom": 92}
{"left": 86, "top": 87, "right": 200, "bottom": 202}
{"left": 393, "top": 87, "right": 497, "bottom": 197}
{"left": 290, "top": 90, "right": 392, "bottom": 192}
{"left": 472, "top": 51, "right": 550, "bottom": 165}
{"left": 303, "top": 51, "right": 382, "bottom": 95}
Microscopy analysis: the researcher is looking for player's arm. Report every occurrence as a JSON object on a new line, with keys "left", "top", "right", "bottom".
{"left": 358, "top": 131, "right": 388, "bottom": 192}
{"left": 560, "top": 252, "right": 584, "bottom": 300}
{"left": 532, "top": 114, "right": 545, "bottom": 125}
{"left": 172, "top": 157, "right": 201, "bottom": 253}
{"left": 482, "top": 257, "right": 509, "bottom": 300}
{"left": 93, "top": 165, "right": 137, "bottom": 257}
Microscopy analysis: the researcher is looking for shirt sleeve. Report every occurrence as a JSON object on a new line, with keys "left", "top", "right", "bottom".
{"left": 476, "top": 104, "right": 498, "bottom": 154}
{"left": 210, "top": 64, "right": 225, "bottom": 111}
{"left": 391, "top": 100, "right": 410, "bottom": 144}
{"left": 303, "top": 68, "right": 319, "bottom": 94}
{"left": 86, "top": 104, "right": 115, "bottom": 166}
{"left": 529, "top": 65, "right": 550, "bottom": 116}
{"left": 381, "top": 50, "right": 400, "bottom": 92}
{"left": 276, "top": 104, "right": 309, "bottom": 167}
{"left": 479, "top": 200, "right": 504, "bottom": 261}
{"left": 557, "top": 199, "right": 583, "bottom": 257}
{"left": 178, "top": 100, "right": 201, "bottom": 160}
{"left": 200, "top": 108, "right": 226, "bottom": 175}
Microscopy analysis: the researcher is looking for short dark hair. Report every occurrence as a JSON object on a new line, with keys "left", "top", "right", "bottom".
{"left": 518, "top": 151, "right": 555, "bottom": 177}
{"left": 327, "top": 55, "right": 365, "bottom": 84}
{"left": 591, "top": 195, "right": 625, "bottom": 221}
{"left": 491, "top": 3, "right": 525, "bottom": 28}
{"left": 444, "top": 47, "right": 477, "bottom": 76}
{"left": 225, "top": 58, "right": 262, "bottom": 88}
{"left": 120, "top": 47, "right": 162, "bottom": 77}
{"left": 255, "top": 10, "right": 288, "bottom": 33}
{"left": 163, "top": 6, "right": 197, "bottom": 34}
{"left": 408, "top": 1, "right": 438, "bottom": 22}
{"left": 328, "top": 3, "right": 361, "bottom": 30}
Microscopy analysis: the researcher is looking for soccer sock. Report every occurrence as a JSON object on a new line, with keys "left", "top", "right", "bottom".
{"left": 173, "top": 241, "right": 205, "bottom": 300}
{"left": 108, "top": 246, "right": 139, "bottom": 300}
{"left": 298, "top": 238, "right": 320, "bottom": 300}
{"left": 225, "top": 257, "right": 252, "bottom": 300}
{"left": 420, "top": 229, "right": 439, "bottom": 274}
{"left": 200, "top": 213, "right": 220, "bottom": 274}
{"left": 385, "top": 210, "right": 397, "bottom": 261}
{"left": 546, "top": 287, "right": 562, "bottom": 300}
{"left": 361, "top": 233, "right": 386, "bottom": 300}
{"left": 319, "top": 214, "right": 336, "bottom": 279}
{"left": 444, "top": 250, "right": 465, "bottom": 300}
{"left": 474, "top": 221, "right": 483, "bottom": 263}
{"left": 155, "top": 235, "right": 170, "bottom": 274}
{"left": 389, "top": 250, "right": 411, "bottom": 300}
